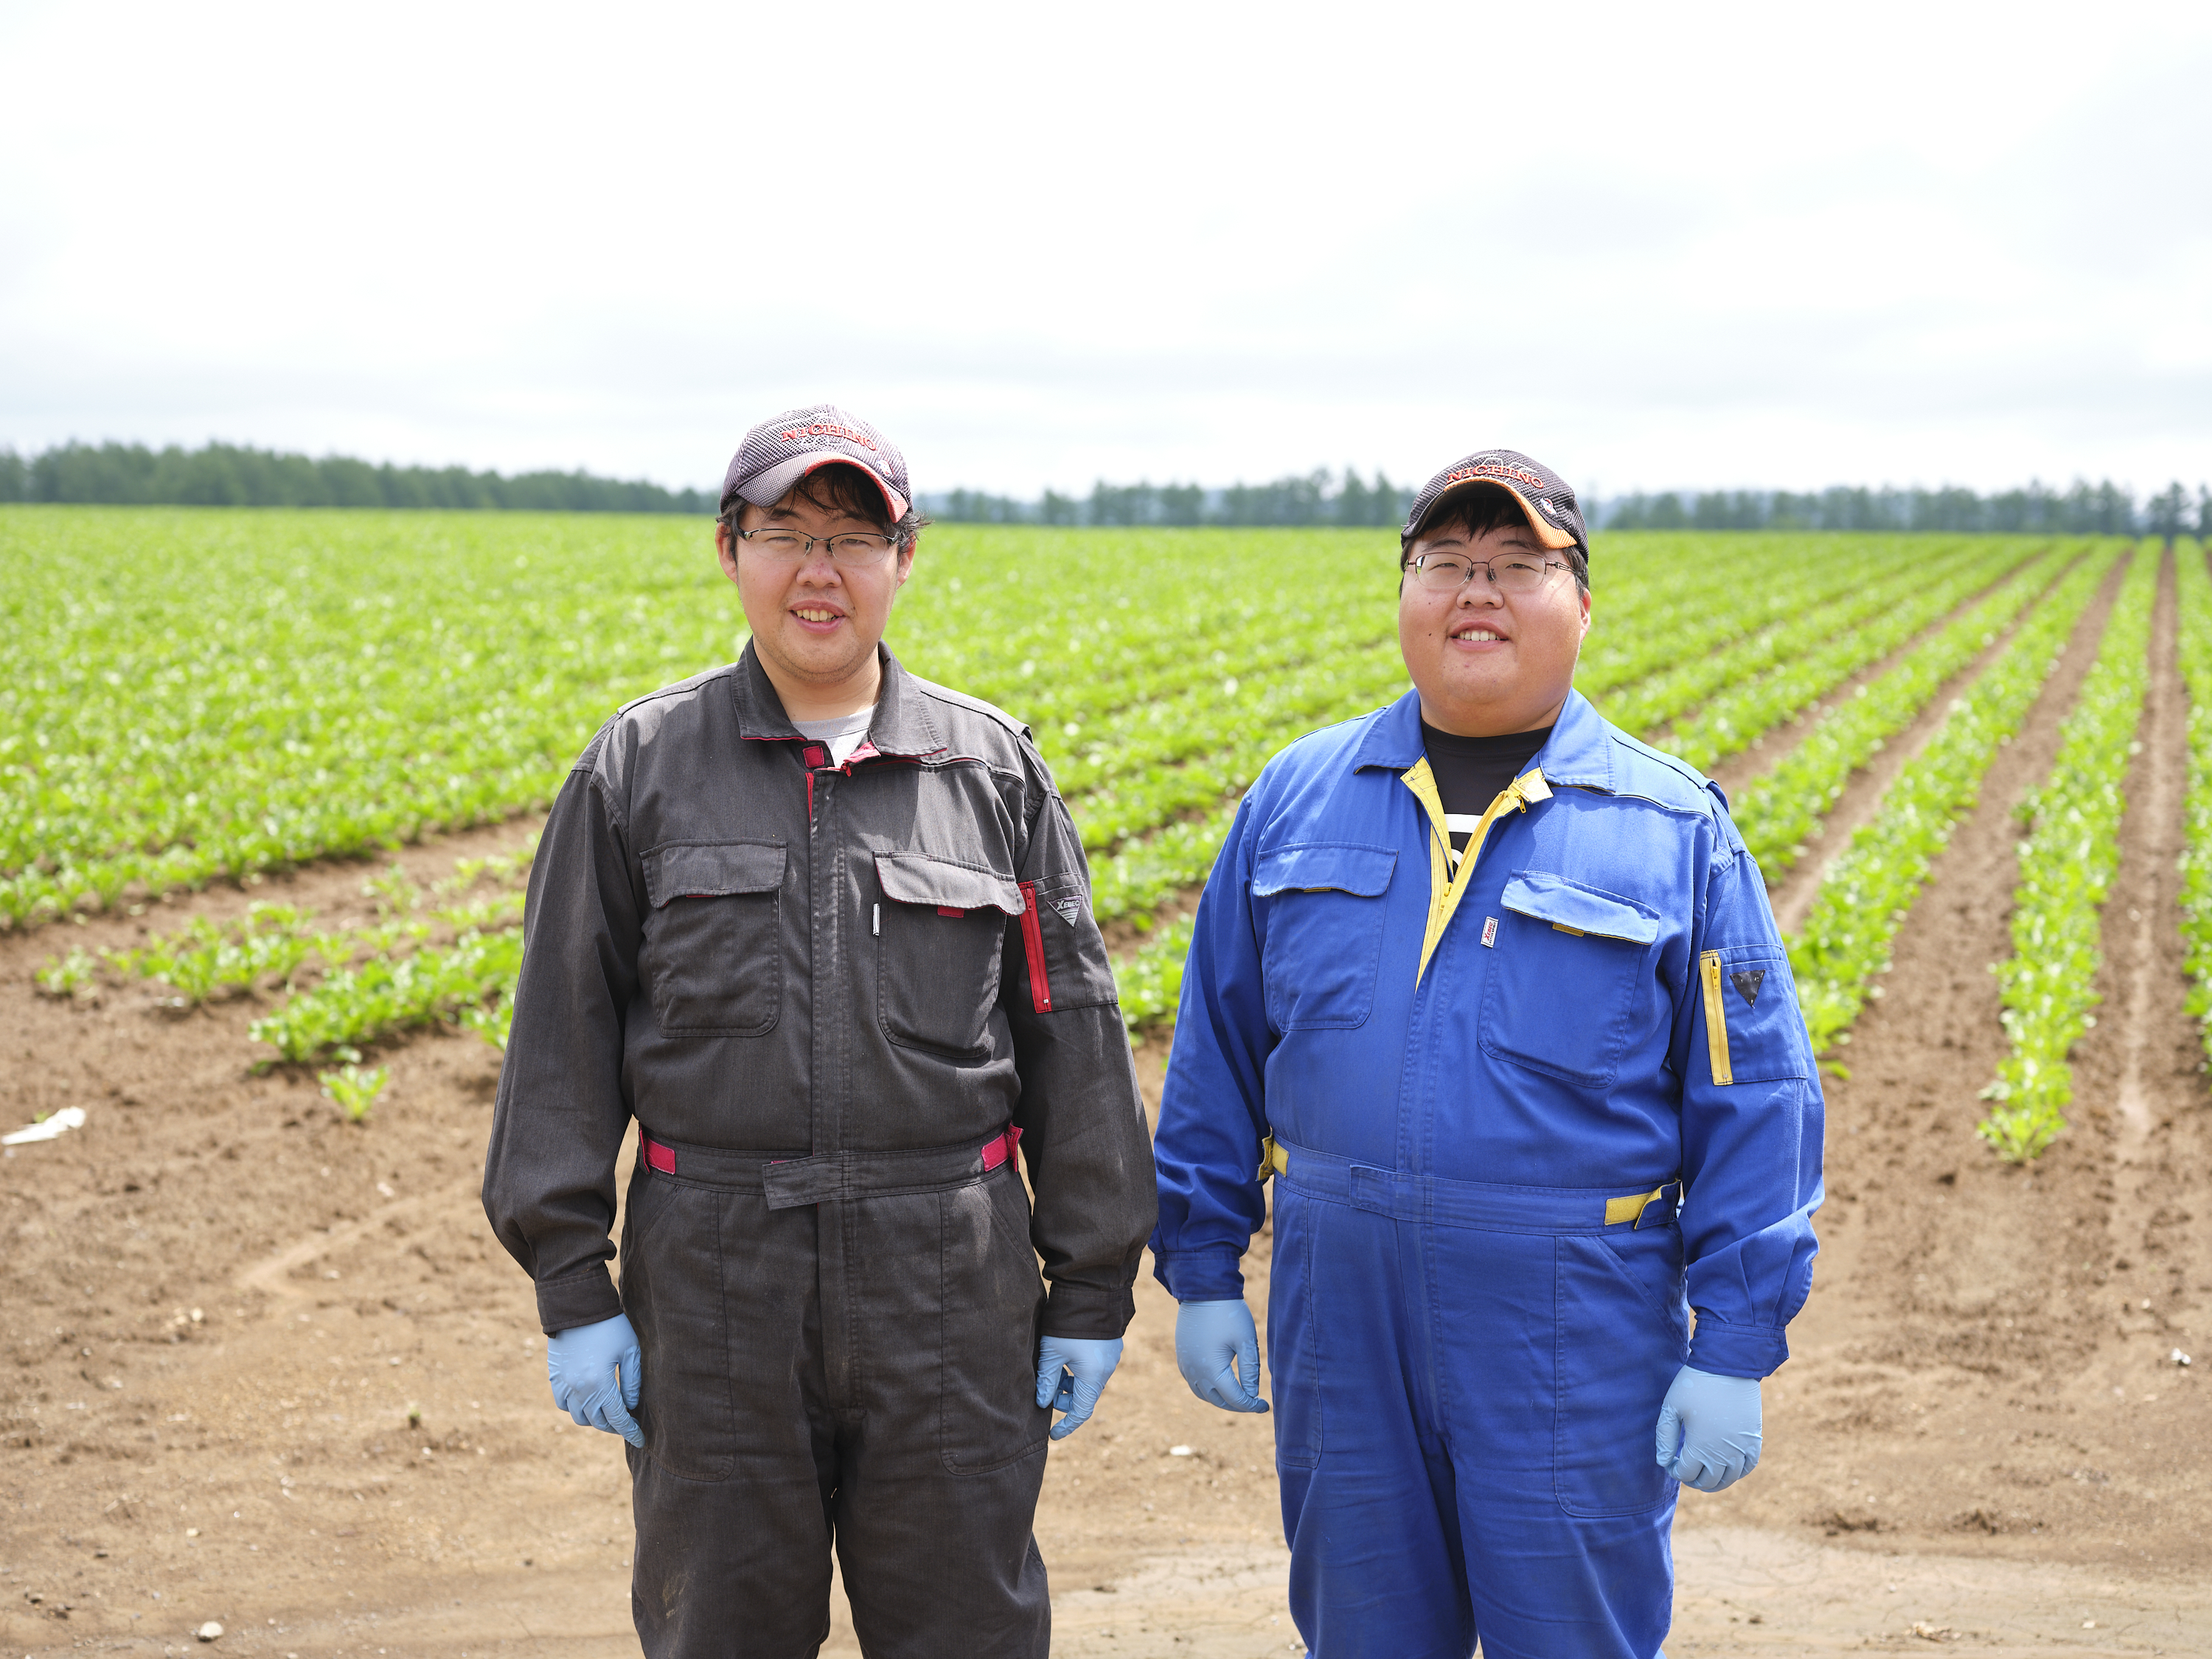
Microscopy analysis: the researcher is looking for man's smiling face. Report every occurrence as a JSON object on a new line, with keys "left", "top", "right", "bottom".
{"left": 1397, "top": 514, "right": 1590, "bottom": 737}
{"left": 716, "top": 474, "right": 912, "bottom": 712}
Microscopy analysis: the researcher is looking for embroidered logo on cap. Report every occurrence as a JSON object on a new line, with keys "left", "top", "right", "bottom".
{"left": 1731, "top": 969, "right": 1765, "bottom": 1007}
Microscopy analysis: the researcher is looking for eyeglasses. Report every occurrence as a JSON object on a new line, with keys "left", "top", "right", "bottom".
{"left": 1402, "top": 550, "right": 1570, "bottom": 595}
{"left": 734, "top": 527, "right": 900, "bottom": 568}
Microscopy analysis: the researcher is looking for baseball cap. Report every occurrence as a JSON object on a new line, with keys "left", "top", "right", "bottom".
{"left": 720, "top": 403, "right": 911, "bottom": 522}
{"left": 1402, "top": 449, "right": 1588, "bottom": 562}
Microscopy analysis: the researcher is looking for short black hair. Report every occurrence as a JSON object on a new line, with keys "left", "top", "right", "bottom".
{"left": 1402, "top": 481, "right": 1588, "bottom": 591}
{"left": 721, "top": 461, "right": 928, "bottom": 550}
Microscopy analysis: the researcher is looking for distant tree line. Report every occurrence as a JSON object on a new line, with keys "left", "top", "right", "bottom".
{"left": 0, "top": 441, "right": 714, "bottom": 513}
{"left": 4, "top": 440, "right": 2205, "bottom": 542}
{"left": 930, "top": 472, "right": 2210, "bottom": 540}
{"left": 1603, "top": 480, "right": 2211, "bottom": 540}
{"left": 927, "top": 468, "right": 1419, "bottom": 529}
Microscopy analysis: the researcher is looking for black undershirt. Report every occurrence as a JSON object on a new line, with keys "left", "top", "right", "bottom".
{"left": 1421, "top": 722, "right": 1553, "bottom": 869}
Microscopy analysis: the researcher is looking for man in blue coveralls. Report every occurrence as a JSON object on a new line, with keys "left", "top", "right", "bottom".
{"left": 1149, "top": 451, "right": 1824, "bottom": 1658}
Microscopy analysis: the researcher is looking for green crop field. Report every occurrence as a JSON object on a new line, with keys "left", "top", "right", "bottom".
{"left": 10, "top": 504, "right": 2195, "bottom": 1161}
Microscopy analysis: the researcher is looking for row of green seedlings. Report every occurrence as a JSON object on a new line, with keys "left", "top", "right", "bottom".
{"left": 1785, "top": 545, "right": 2123, "bottom": 1071}
{"left": 1594, "top": 538, "right": 2011, "bottom": 743}
{"left": 1098, "top": 543, "right": 2065, "bottom": 1027}
{"left": 1731, "top": 549, "right": 2072, "bottom": 875}
{"left": 247, "top": 843, "right": 532, "bottom": 1065}
{"left": 1660, "top": 540, "right": 2048, "bottom": 774}
{"left": 2179, "top": 546, "right": 2212, "bottom": 1060}
{"left": 1977, "top": 549, "right": 2159, "bottom": 1158}
{"left": 34, "top": 842, "right": 535, "bottom": 1083}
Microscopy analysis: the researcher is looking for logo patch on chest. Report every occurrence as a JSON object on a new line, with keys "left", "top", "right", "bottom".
{"left": 1731, "top": 968, "right": 1766, "bottom": 1007}
{"left": 1051, "top": 897, "right": 1082, "bottom": 925}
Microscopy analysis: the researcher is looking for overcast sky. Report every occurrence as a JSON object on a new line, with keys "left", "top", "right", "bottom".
{"left": 4, "top": 1, "right": 2208, "bottom": 499}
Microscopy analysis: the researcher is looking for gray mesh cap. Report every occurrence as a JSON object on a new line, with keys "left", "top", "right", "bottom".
{"left": 720, "top": 404, "right": 911, "bottom": 521}
{"left": 1402, "top": 449, "right": 1588, "bottom": 562}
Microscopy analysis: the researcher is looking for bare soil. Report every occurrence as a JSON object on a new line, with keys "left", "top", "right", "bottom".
{"left": 7, "top": 554, "right": 2211, "bottom": 1656}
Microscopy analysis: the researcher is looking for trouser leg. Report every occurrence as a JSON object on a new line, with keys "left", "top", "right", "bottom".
{"left": 1270, "top": 1184, "right": 1473, "bottom": 1659}
{"left": 831, "top": 1169, "right": 1053, "bottom": 1659}
{"left": 1435, "top": 1223, "right": 1685, "bottom": 1659}
{"left": 621, "top": 1165, "right": 841, "bottom": 1658}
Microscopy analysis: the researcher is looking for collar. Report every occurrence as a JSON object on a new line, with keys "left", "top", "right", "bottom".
{"left": 1353, "top": 686, "right": 1615, "bottom": 792}
{"left": 729, "top": 641, "right": 946, "bottom": 760}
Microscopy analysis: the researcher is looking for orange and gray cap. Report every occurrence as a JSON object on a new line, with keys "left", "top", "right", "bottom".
{"left": 1402, "top": 448, "right": 1588, "bottom": 562}
{"left": 720, "top": 403, "right": 911, "bottom": 522}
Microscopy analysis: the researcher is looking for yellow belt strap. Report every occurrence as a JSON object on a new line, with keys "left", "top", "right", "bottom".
{"left": 1604, "top": 1186, "right": 1669, "bottom": 1226}
{"left": 1257, "top": 1133, "right": 1289, "bottom": 1182}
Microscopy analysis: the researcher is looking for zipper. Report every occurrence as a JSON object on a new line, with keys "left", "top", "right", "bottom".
{"left": 1700, "top": 950, "right": 1733, "bottom": 1085}
{"left": 1018, "top": 881, "right": 1051, "bottom": 1013}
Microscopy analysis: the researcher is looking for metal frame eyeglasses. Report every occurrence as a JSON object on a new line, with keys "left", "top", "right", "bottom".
{"left": 1401, "top": 552, "right": 1571, "bottom": 595}
{"left": 733, "top": 526, "right": 902, "bottom": 568}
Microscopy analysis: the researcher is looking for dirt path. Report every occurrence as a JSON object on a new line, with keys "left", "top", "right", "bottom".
{"left": 8, "top": 563, "right": 2212, "bottom": 1655}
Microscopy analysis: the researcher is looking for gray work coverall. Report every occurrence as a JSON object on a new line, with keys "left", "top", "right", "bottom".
{"left": 483, "top": 642, "right": 1157, "bottom": 1658}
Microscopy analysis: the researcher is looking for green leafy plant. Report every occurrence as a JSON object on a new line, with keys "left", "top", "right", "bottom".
{"left": 1978, "top": 547, "right": 2157, "bottom": 1160}
{"left": 319, "top": 1062, "right": 389, "bottom": 1122}
{"left": 1731, "top": 549, "right": 2071, "bottom": 877}
{"left": 251, "top": 928, "right": 524, "bottom": 1062}
{"left": 1787, "top": 545, "right": 2121, "bottom": 1061}
{"left": 2177, "top": 543, "right": 2212, "bottom": 1059}
{"left": 33, "top": 946, "right": 98, "bottom": 998}
{"left": 105, "top": 902, "right": 319, "bottom": 1002}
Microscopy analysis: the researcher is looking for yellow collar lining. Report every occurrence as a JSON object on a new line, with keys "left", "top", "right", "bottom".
{"left": 1400, "top": 759, "right": 1552, "bottom": 982}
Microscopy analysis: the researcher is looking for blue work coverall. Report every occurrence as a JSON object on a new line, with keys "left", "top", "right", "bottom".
{"left": 1150, "top": 688, "right": 1823, "bottom": 1659}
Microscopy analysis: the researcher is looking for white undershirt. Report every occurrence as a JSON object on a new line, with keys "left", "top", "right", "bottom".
{"left": 793, "top": 708, "right": 876, "bottom": 766}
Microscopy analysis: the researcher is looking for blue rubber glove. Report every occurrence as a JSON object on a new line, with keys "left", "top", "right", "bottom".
{"left": 546, "top": 1312, "right": 644, "bottom": 1448}
{"left": 1655, "top": 1364, "right": 1761, "bottom": 1492}
{"left": 1175, "top": 1298, "right": 1269, "bottom": 1413}
{"left": 1034, "top": 1336, "right": 1123, "bottom": 1440}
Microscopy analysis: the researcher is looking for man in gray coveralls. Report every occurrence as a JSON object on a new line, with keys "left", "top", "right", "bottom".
{"left": 482, "top": 406, "right": 1157, "bottom": 1658}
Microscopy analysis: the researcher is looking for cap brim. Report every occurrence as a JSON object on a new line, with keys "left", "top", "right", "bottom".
{"left": 1411, "top": 480, "right": 1577, "bottom": 552}
{"left": 736, "top": 454, "right": 908, "bottom": 523}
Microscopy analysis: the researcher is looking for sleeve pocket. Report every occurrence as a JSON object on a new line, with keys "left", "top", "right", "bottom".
{"left": 1018, "top": 871, "right": 1119, "bottom": 1014}
{"left": 1698, "top": 944, "right": 1806, "bottom": 1085}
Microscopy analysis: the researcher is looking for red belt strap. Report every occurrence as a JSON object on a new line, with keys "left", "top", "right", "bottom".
{"left": 639, "top": 1124, "right": 1020, "bottom": 1179}
{"left": 979, "top": 1123, "right": 1023, "bottom": 1173}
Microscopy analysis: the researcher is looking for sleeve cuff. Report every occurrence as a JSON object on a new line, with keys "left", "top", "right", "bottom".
{"left": 536, "top": 1265, "right": 623, "bottom": 1335}
{"left": 1040, "top": 1280, "right": 1137, "bottom": 1340}
{"left": 1150, "top": 1245, "right": 1246, "bottom": 1304}
{"left": 1687, "top": 1315, "right": 1789, "bottom": 1379}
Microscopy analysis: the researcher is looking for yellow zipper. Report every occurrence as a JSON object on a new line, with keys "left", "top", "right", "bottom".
{"left": 1700, "top": 950, "right": 1733, "bottom": 1085}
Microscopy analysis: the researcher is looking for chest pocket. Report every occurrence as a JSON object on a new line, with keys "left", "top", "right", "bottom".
{"left": 641, "top": 841, "right": 786, "bottom": 1037}
{"left": 876, "top": 853, "right": 1024, "bottom": 1059}
{"left": 1253, "top": 844, "right": 1397, "bottom": 1032}
{"left": 1481, "top": 870, "right": 1658, "bottom": 1089}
